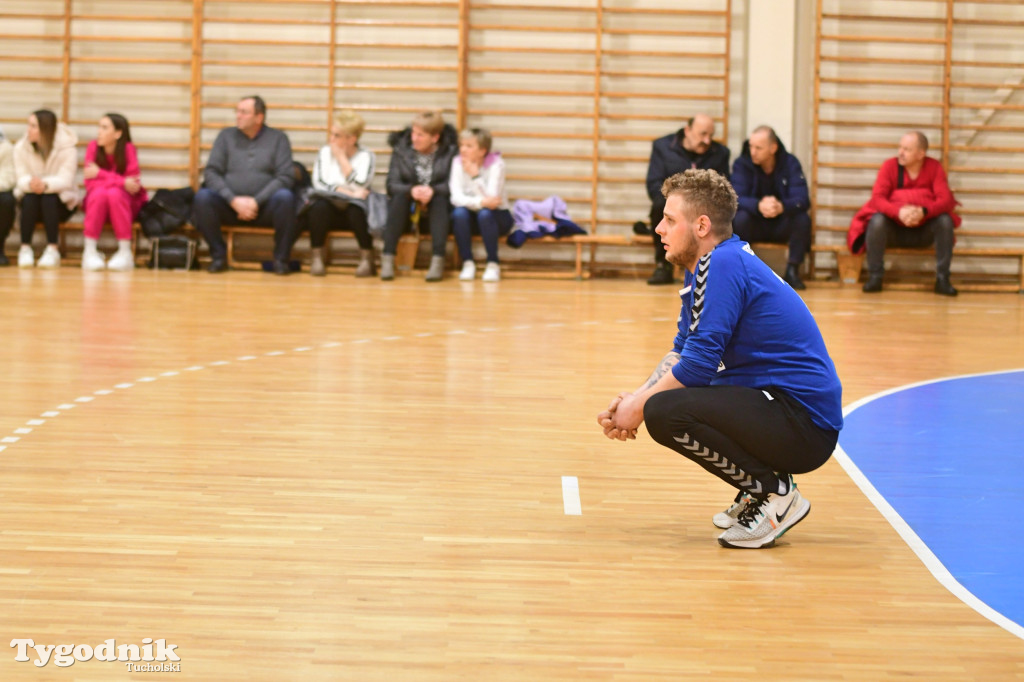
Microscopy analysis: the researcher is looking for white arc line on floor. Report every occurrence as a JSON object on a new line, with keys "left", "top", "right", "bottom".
{"left": 562, "top": 476, "right": 582, "bottom": 516}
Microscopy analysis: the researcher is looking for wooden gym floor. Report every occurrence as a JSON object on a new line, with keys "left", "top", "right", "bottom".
{"left": 0, "top": 267, "right": 1021, "bottom": 680}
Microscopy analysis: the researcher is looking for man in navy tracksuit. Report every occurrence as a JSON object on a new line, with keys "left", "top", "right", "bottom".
{"left": 731, "top": 126, "right": 811, "bottom": 290}
{"left": 644, "top": 114, "right": 730, "bottom": 286}
{"left": 598, "top": 169, "right": 842, "bottom": 549}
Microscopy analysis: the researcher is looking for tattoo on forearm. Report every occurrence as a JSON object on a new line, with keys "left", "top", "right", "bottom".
{"left": 639, "top": 352, "right": 680, "bottom": 391}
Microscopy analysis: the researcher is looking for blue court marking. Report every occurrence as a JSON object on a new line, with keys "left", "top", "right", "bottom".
{"left": 834, "top": 369, "right": 1024, "bottom": 640}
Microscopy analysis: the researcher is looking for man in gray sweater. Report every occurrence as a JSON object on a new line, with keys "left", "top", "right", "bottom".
{"left": 194, "top": 96, "right": 296, "bottom": 274}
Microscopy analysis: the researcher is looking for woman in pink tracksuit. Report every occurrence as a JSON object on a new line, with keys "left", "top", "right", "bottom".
{"left": 81, "top": 113, "right": 147, "bottom": 271}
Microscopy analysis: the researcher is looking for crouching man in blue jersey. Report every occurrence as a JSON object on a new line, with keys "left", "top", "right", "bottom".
{"left": 597, "top": 169, "right": 843, "bottom": 549}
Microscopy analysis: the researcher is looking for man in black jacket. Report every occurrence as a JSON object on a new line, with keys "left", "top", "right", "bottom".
{"left": 731, "top": 126, "right": 811, "bottom": 290}
{"left": 382, "top": 111, "right": 458, "bottom": 282}
{"left": 644, "top": 114, "right": 731, "bottom": 285}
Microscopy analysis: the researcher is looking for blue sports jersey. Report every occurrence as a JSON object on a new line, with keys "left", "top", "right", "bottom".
{"left": 670, "top": 235, "right": 844, "bottom": 432}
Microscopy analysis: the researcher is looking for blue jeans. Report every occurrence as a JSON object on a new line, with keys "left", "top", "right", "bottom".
{"left": 193, "top": 187, "right": 297, "bottom": 261}
{"left": 451, "top": 206, "right": 513, "bottom": 263}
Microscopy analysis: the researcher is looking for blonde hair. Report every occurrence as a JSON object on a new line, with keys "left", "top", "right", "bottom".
{"left": 661, "top": 169, "right": 737, "bottom": 238}
{"left": 459, "top": 128, "right": 492, "bottom": 153}
{"left": 412, "top": 110, "right": 445, "bottom": 137}
{"left": 333, "top": 109, "right": 365, "bottom": 139}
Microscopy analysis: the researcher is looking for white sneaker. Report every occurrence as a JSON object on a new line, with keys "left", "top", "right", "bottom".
{"left": 106, "top": 248, "right": 134, "bottom": 271}
{"left": 459, "top": 260, "right": 476, "bottom": 281}
{"left": 36, "top": 245, "right": 61, "bottom": 269}
{"left": 717, "top": 476, "right": 810, "bottom": 549}
{"left": 81, "top": 248, "right": 106, "bottom": 271}
{"left": 482, "top": 261, "right": 501, "bottom": 282}
{"left": 712, "top": 491, "right": 752, "bottom": 529}
{"left": 18, "top": 245, "right": 34, "bottom": 268}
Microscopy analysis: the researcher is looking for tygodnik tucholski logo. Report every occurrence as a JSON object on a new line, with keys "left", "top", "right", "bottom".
{"left": 11, "top": 638, "right": 181, "bottom": 671}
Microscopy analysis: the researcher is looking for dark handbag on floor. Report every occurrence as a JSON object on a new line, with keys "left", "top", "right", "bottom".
{"left": 148, "top": 235, "right": 200, "bottom": 270}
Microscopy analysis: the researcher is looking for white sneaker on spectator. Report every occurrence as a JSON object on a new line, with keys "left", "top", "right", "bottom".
{"left": 459, "top": 260, "right": 476, "bottom": 281}
{"left": 106, "top": 246, "right": 134, "bottom": 271}
{"left": 81, "top": 247, "right": 106, "bottom": 271}
{"left": 36, "top": 245, "right": 61, "bottom": 269}
{"left": 482, "top": 261, "right": 501, "bottom": 282}
{"left": 18, "top": 245, "right": 35, "bottom": 268}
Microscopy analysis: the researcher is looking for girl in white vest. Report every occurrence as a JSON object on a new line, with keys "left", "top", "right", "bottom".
{"left": 13, "top": 109, "right": 79, "bottom": 268}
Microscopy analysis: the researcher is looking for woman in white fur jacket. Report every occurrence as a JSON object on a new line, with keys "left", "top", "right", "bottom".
{"left": 13, "top": 109, "right": 79, "bottom": 268}
{"left": 0, "top": 126, "right": 15, "bottom": 266}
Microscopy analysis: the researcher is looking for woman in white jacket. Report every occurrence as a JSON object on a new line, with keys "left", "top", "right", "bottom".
{"left": 13, "top": 110, "right": 79, "bottom": 268}
{"left": 0, "top": 126, "right": 15, "bottom": 266}
{"left": 306, "top": 109, "right": 376, "bottom": 277}
{"left": 449, "top": 128, "right": 511, "bottom": 282}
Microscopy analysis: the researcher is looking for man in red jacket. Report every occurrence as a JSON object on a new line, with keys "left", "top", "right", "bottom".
{"left": 848, "top": 131, "right": 960, "bottom": 296}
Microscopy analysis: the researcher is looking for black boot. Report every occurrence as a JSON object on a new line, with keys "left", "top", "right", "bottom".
{"left": 862, "top": 274, "right": 883, "bottom": 293}
{"left": 934, "top": 275, "right": 958, "bottom": 297}
{"left": 783, "top": 263, "right": 806, "bottom": 290}
{"left": 647, "top": 261, "right": 675, "bottom": 285}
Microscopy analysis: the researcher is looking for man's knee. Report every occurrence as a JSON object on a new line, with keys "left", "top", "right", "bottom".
{"left": 791, "top": 210, "right": 811, "bottom": 234}
{"left": 732, "top": 209, "right": 755, "bottom": 235}
{"left": 643, "top": 391, "right": 687, "bottom": 445}
{"left": 193, "top": 188, "right": 220, "bottom": 209}
{"left": 267, "top": 188, "right": 295, "bottom": 210}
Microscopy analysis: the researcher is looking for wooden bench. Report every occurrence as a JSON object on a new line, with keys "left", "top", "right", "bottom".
{"left": 813, "top": 225, "right": 1024, "bottom": 293}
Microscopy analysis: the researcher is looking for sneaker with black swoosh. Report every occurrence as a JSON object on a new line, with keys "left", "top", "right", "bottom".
{"left": 717, "top": 476, "right": 810, "bottom": 549}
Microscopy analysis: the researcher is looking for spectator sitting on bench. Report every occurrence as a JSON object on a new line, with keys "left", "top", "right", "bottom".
{"left": 848, "top": 131, "right": 959, "bottom": 297}
{"left": 382, "top": 110, "right": 458, "bottom": 282}
{"left": 307, "top": 109, "right": 377, "bottom": 277}
{"left": 731, "top": 125, "right": 811, "bottom": 290}
{"left": 0, "top": 126, "right": 14, "bottom": 266}
{"left": 81, "top": 113, "right": 147, "bottom": 271}
{"left": 449, "top": 128, "right": 511, "bottom": 283}
{"left": 644, "top": 114, "right": 730, "bottom": 285}
{"left": 193, "top": 95, "right": 296, "bottom": 274}
{"left": 13, "top": 109, "right": 79, "bottom": 269}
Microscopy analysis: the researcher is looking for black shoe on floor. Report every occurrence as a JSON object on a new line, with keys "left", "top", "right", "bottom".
{"left": 783, "top": 264, "right": 806, "bottom": 290}
{"left": 647, "top": 262, "right": 675, "bottom": 285}
{"left": 207, "top": 258, "right": 228, "bottom": 274}
{"left": 862, "top": 274, "right": 883, "bottom": 293}
{"left": 934, "top": 275, "right": 958, "bottom": 297}
{"left": 0, "top": 252, "right": 9, "bottom": 266}
{"left": 271, "top": 259, "right": 291, "bottom": 276}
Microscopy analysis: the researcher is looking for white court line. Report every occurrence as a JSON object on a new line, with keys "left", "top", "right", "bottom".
{"left": 115, "top": 383, "right": 133, "bottom": 389}
{"left": 186, "top": 365, "right": 206, "bottom": 370}
{"left": 14, "top": 428, "right": 31, "bottom": 435}
{"left": 42, "top": 412, "right": 60, "bottom": 418}
{"left": 837, "top": 367, "right": 1024, "bottom": 641}
{"left": 138, "top": 377, "right": 156, "bottom": 382}
{"left": 238, "top": 356, "right": 257, "bottom": 361}
{"left": 75, "top": 396, "right": 94, "bottom": 403}
{"left": 161, "top": 371, "right": 179, "bottom": 377}
{"left": 57, "top": 404, "right": 75, "bottom": 410}
{"left": 561, "top": 476, "right": 582, "bottom": 516}
{"left": 95, "top": 389, "right": 113, "bottom": 396}
{"left": 27, "top": 420, "right": 45, "bottom": 426}
{"left": 264, "top": 352, "right": 284, "bottom": 357}
{"left": 2, "top": 437, "right": 19, "bottom": 444}
{"left": 210, "top": 360, "right": 231, "bottom": 366}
